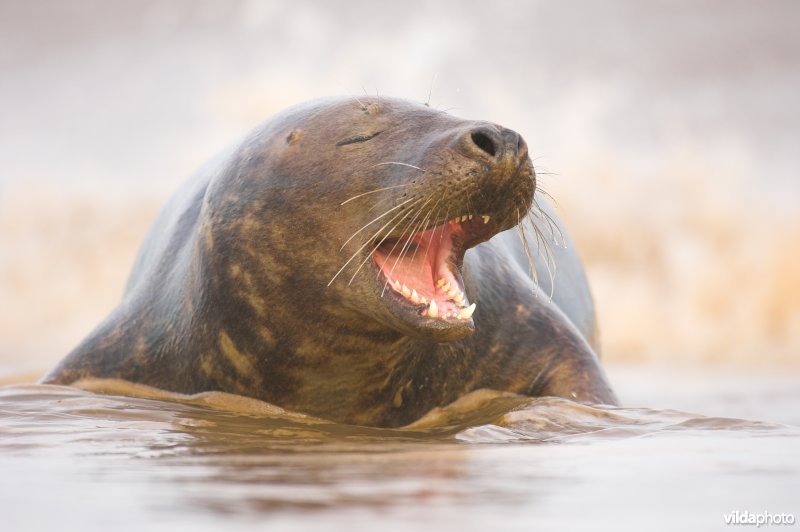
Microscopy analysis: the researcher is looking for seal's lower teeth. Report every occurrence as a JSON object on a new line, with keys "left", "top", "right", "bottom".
{"left": 390, "top": 276, "right": 471, "bottom": 320}
{"left": 459, "top": 303, "right": 477, "bottom": 319}
{"left": 418, "top": 294, "right": 476, "bottom": 321}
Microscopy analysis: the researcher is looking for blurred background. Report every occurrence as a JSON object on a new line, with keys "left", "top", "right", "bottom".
{"left": 1, "top": 0, "right": 798, "bottom": 390}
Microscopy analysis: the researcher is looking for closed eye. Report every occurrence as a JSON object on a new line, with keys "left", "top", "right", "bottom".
{"left": 336, "top": 131, "right": 383, "bottom": 146}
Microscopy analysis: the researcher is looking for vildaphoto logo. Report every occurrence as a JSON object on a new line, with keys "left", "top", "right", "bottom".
{"left": 724, "top": 511, "right": 796, "bottom": 527}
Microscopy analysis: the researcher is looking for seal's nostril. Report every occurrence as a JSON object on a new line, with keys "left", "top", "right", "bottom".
{"left": 470, "top": 131, "right": 498, "bottom": 158}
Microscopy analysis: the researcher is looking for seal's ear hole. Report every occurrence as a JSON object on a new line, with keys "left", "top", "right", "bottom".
{"left": 286, "top": 130, "right": 302, "bottom": 145}
{"left": 470, "top": 131, "right": 497, "bottom": 157}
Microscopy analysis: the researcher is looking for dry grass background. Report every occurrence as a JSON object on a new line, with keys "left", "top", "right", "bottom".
{"left": 1, "top": 0, "right": 798, "bottom": 375}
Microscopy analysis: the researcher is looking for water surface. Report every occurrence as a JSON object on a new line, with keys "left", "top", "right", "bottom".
{"left": 1, "top": 381, "right": 797, "bottom": 532}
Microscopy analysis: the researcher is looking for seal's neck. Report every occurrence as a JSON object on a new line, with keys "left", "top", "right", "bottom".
{"left": 179, "top": 212, "right": 473, "bottom": 426}
{"left": 189, "top": 264, "right": 434, "bottom": 424}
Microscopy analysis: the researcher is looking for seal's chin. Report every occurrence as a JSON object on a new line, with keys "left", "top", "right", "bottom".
{"left": 371, "top": 214, "right": 497, "bottom": 340}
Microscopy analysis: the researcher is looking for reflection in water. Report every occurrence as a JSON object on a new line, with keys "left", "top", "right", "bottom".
{"left": 1, "top": 383, "right": 797, "bottom": 531}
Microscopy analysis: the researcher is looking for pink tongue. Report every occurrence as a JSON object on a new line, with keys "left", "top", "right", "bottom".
{"left": 374, "top": 223, "right": 456, "bottom": 300}
{"left": 373, "top": 223, "right": 469, "bottom": 317}
{"left": 374, "top": 248, "right": 436, "bottom": 299}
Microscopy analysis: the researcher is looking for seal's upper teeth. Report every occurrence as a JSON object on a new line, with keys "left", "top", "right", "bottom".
{"left": 446, "top": 287, "right": 458, "bottom": 299}
{"left": 461, "top": 215, "right": 468, "bottom": 222}
{"left": 468, "top": 215, "right": 473, "bottom": 220}
{"left": 459, "top": 303, "right": 476, "bottom": 319}
{"left": 441, "top": 281, "right": 450, "bottom": 292}
{"left": 402, "top": 284, "right": 411, "bottom": 297}
{"left": 427, "top": 299, "right": 438, "bottom": 318}
{"left": 454, "top": 291, "right": 465, "bottom": 305}
{"left": 436, "top": 278, "right": 446, "bottom": 287}
{"left": 482, "top": 215, "right": 490, "bottom": 224}
{"left": 411, "top": 289, "right": 420, "bottom": 303}
{"left": 393, "top": 280, "right": 401, "bottom": 291}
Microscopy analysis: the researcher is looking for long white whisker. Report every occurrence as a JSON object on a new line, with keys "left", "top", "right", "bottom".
{"left": 328, "top": 200, "right": 421, "bottom": 286}
{"left": 340, "top": 183, "right": 411, "bottom": 205}
{"left": 348, "top": 211, "right": 416, "bottom": 285}
{"left": 338, "top": 196, "right": 418, "bottom": 251}
{"left": 376, "top": 209, "right": 419, "bottom": 280}
{"left": 378, "top": 208, "right": 423, "bottom": 296}
{"left": 378, "top": 197, "right": 434, "bottom": 295}
{"left": 529, "top": 212, "right": 556, "bottom": 271}
{"left": 517, "top": 220, "right": 539, "bottom": 289}
{"left": 408, "top": 203, "right": 439, "bottom": 266}
{"left": 362, "top": 204, "right": 434, "bottom": 284}
{"left": 425, "top": 73, "right": 438, "bottom": 107}
{"left": 535, "top": 186, "right": 558, "bottom": 205}
{"left": 438, "top": 204, "right": 452, "bottom": 247}
{"left": 526, "top": 212, "right": 557, "bottom": 295}
{"left": 371, "top": 162, "right": 426, "bottom": 172}
{"left": 419, "top": 204, "right": 444, "bottom": 270}
{"left": 533, "top": 198, "right": 565, "bottom": 247}
{"left": 409, "top": 193, "right": 445, "bottom": 268}
{"left": 386, "top": 201, "right": 433, "bottom": 282}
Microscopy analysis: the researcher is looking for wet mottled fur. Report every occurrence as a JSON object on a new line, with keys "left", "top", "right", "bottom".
{"left": 44, "top": 97, "right": 616, "bottom": 427}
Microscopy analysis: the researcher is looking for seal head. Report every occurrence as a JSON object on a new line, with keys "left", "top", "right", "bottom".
{"left": 316, "top": 100, "right": 536, "bottom": 342}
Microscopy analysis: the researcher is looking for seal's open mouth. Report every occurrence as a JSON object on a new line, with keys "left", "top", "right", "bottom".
{"left": 372, "top": 214, "right": 496, "bottom": 322}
